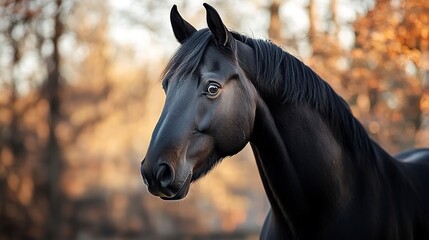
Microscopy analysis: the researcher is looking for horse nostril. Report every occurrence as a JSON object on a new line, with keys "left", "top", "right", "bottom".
{"left": 156, "top": 163, "right": 175, "bottom": 189}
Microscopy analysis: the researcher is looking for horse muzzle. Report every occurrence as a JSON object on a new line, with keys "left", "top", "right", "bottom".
{"left": 140, "top": 158, "right": 192, "bottom": 200}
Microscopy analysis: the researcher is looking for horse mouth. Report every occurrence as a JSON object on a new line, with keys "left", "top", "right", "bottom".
{"left": 161, "top": 173, "right": 192, "bottom": 200}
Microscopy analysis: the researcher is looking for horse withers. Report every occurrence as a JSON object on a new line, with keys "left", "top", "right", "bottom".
{"left": 141, "top": 3, "right": 429, "bottom": 239}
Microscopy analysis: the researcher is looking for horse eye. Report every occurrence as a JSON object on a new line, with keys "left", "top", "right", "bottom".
{"left": 206, "top": 83, "right": 220, "bottom": 97}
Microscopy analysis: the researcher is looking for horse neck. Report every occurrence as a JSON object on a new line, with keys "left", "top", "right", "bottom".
{"left": 238, "top": 38, "right": 409, "bottom": 235}
{"left": 246, "top": 48, "right": 394, "bottom": 236}
{"left": 249, "top": 97, "right": 304, "bottom": 237}
{"left": 250, "top": 97, "right": 359, "bottom": 236}
{"left": 252, "top": 97, "right": 418, "bottom": 238}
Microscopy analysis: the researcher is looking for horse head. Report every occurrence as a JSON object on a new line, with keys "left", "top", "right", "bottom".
{"left": 141, "top": 4, "right": 257, "bottom": 200}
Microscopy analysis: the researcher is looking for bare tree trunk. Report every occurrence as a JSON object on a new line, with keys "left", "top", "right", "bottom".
{"left": 0, "top": 9, "right": 30, "bottom": 239}
{"left": 268, "top": 0, "right": 282, "bottom": 45}
{"left": 308, "top": 0, "right": 316, "bottom": 49}
{"left": 43, "top": 0, "right": 64, "bottom": 238}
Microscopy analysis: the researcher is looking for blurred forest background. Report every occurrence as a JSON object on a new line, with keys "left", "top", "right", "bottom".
{"left": 0, "top": 0, "right": 428, "bottom": 239}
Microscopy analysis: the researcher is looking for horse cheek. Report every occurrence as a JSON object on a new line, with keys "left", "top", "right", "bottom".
{"left": 195, "top": 100, "right": 216, "bottom": 132}
{"left": 215, "top": 90, "right": 252, "bottom": 156}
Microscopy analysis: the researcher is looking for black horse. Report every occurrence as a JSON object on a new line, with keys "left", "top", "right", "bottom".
{"left": 141, "top": 3, "right": 429, "bottom": 239}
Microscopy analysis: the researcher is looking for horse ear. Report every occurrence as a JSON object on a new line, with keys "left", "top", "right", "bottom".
{"left": 170, "top": 5, "right": 197, "bottom": 44}
{"left": 203, "top": 3, "right": 232, "bottom": 46}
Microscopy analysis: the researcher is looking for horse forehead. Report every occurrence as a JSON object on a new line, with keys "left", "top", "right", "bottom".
{"left": 200, "top": 46, "right": 236, "bottom": 73}
{"left": 169, "top": 80, "right": 195, "bottom": 98}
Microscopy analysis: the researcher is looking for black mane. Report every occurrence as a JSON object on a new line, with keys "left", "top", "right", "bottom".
{"left": 232, "top": 33, "right": 378, "bottom": 164}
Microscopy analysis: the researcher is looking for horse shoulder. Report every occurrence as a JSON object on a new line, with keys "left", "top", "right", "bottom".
{"left": 395, "top": 148, "right": 429, "bottom": 165}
